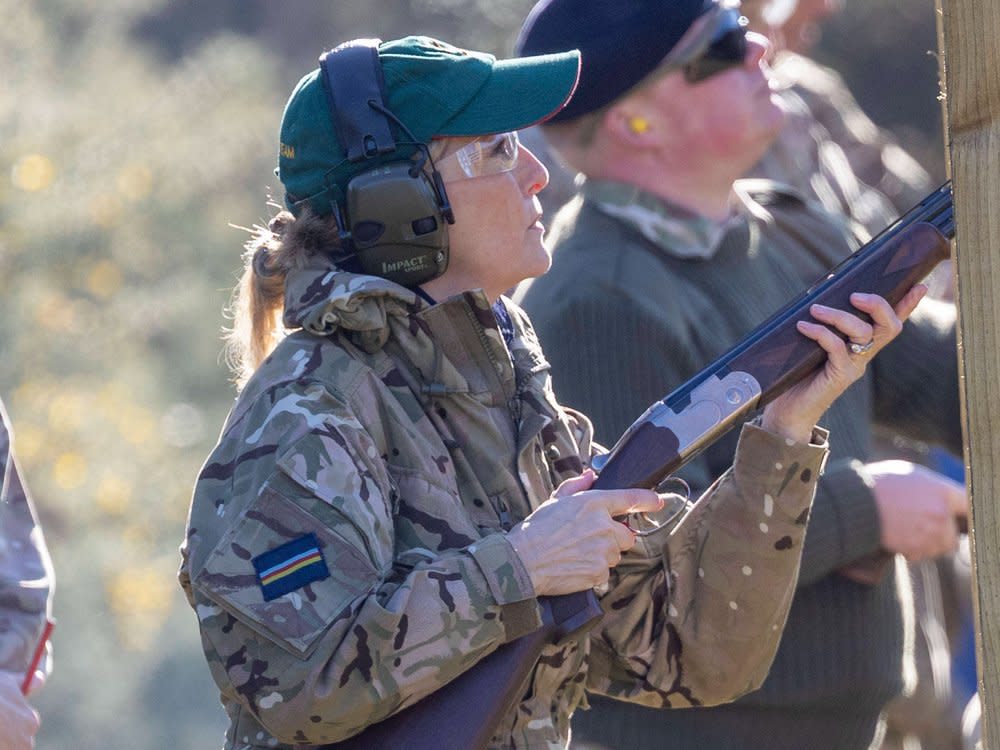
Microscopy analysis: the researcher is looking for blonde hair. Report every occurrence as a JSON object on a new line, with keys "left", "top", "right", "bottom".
{"left": 224, "top": 139, "right": 454, "bottom": 389}
{"left": 223, "top": 209, "right": 342, "bottom": 389}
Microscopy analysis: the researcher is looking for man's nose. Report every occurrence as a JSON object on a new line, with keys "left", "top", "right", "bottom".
{"left": 744, "top": 32, "right": 770, "bottom": 68}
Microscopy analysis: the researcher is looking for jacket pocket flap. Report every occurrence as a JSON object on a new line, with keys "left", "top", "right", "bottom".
{"left": 193, "top": 486, "right": 378, "bottom": 658}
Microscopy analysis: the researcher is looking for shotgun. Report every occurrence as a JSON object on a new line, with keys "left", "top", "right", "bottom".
{"left": 326, "top": 182, "right": 955, "bottom": 749}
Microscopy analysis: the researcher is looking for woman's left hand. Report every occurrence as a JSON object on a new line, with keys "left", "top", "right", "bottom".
{"left": 760, "top": 284, "right": 929, "bottom": 443}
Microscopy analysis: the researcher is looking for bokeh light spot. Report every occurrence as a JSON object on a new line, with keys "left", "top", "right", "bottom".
{"left": 161, "top": 402, "right": 204, "bottom": 448}
{"left": 96, "top": 473, "right": 133, "bottom": 516}
{"left": 118, "top": 405, "right": 157, "bottom": 446}
{"left": 105, "top": 563, "right": 174, "bottom": 651}
{"left": 87, "top": 259, "right": 123, "bottom": 299}
{"left": 89, "top": 193, "right": 123, "bottom": 228}
{"left": 33, "top": 290, "right": 77, "bottom": 331}
{"left": 12, "top": 423, "right": 44, "bottom": 462}
{"left": 12, "top": 153, "right": 56, "bottom": 192}
{"left": 54, "top": 452, "right": 88, "bottom": 489}
{"left": 48, "top": 392, "right": 87, "bottom": 433}
{"left": 117, "top": 163, "right": 154, "bottom": 202}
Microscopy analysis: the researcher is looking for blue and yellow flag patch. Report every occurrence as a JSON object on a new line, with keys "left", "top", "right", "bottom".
{"left": 253, "top": 534, "right": 330, "bottom": 602}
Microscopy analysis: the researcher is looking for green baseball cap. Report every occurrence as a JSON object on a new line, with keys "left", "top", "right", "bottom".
{"left": 277, "top": 35, "right": 581, "bottom": 216}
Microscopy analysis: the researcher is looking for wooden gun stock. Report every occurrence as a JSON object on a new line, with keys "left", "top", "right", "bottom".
{"left": 323, "top": 183, "right": 954, "bottom": 749}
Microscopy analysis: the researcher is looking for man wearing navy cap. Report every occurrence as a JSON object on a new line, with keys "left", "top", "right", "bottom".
{"left": 515, "top": 1, "right": 966, "bottom": 749}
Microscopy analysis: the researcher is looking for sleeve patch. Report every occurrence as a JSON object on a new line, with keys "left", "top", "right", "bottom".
{"left": 253, "top": 534, "right": 331, "bottom": 601}
{"left": 193, "top": 487, "right": 378, "bottom": 658}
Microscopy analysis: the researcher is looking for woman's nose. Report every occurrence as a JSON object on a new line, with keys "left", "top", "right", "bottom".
{"left": 519, "top": 144, "right": 550, "bottom": 195}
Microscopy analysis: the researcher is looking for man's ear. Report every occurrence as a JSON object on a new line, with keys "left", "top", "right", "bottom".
{"left": 628, "top": 116, "right": 650, "bottom": 134}
{"left": 605, "top": 105, "right": 655, "bottom": 148}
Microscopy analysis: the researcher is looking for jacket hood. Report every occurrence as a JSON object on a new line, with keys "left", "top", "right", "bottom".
{"left": 283, "top": 256, "right": 425, "bottom": 353}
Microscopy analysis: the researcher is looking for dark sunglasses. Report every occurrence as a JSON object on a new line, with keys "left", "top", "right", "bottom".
{"left": 682, "top": 9, "right": 749, "bottom": 84}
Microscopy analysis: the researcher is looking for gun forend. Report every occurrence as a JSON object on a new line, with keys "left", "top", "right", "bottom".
{"left": 591, "top": 371, "right": 762, "bottom": 489}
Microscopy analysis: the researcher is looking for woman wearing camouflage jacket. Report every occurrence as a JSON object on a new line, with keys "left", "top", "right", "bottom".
{"left": 178, "top": 35, "right": 927, "bottom": 750}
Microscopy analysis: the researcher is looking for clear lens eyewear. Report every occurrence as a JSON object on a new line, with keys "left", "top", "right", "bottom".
{"left": 437, "top": 132, "right": 520, "bottom": 181}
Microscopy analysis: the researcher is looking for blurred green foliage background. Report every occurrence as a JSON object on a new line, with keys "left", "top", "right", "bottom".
{"left": 0, "top": 1, "right": 946, "bottom": 747}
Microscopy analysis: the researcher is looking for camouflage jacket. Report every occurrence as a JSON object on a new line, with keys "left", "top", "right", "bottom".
{"left": 0, "top": 397, "right": 53, "bottom": 677}
{"left": 179, "top": 257, "right": 829, "bottom": 749}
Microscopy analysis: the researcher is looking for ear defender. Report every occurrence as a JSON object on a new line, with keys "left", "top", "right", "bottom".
{"left": 319, "top": 40, "right": 452, "bottom": 287}
{"left": 629, "top": 116, "right": 650, "bottom": 134}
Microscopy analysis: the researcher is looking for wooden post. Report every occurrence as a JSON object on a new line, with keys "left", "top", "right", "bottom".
{"left": 937, "top": 0, "right": 1000, "bottom": 746}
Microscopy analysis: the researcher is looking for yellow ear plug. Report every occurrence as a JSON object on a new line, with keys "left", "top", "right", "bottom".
{"left": 629, "top": 116, "right": 650, "bottom": 134}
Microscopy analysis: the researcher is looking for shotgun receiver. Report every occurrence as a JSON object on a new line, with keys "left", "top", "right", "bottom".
{"left": 326, "top": 182, "right": 954, "bottom": 750}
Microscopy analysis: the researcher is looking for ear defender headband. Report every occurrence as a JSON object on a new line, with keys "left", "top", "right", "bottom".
{"left": 318, "top": 39, "right": 455, "bottom": 287}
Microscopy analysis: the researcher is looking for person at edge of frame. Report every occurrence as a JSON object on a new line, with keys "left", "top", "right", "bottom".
{"left": 741, "top": 0, "right": 955, "bottom": 303}
{"left": 514, "top": 1, "right": 967, "bottom": 749}
{"left": 0, "top": 396, "right": 55, "bottom": 750}
{"left": 747, "top": 0, "right": 934, "bottom": 217}
{"left": 177, "top": 31, "right": 925, "bottom": 750}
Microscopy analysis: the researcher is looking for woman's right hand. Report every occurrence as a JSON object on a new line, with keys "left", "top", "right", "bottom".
{"left": 505, "top": 470, "right": 663, "bottom": 596}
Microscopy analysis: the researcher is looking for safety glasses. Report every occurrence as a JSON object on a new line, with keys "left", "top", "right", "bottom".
{"left": 436, "top": 131, "right": 520, "bottom": 181}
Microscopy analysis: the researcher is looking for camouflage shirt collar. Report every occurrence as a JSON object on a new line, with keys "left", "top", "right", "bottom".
{"left": 583, "top": 179, "right": 737, "bottom": 260}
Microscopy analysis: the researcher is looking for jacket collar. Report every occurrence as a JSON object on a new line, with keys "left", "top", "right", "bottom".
{"left": 282, "top": 258, "right": 540, "bottom": 402}
{"left": 283, "top": 256, "right": 425, "bottom": 353}
{"left": 582, "top": 178, "right": 740, "bottom": 261}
